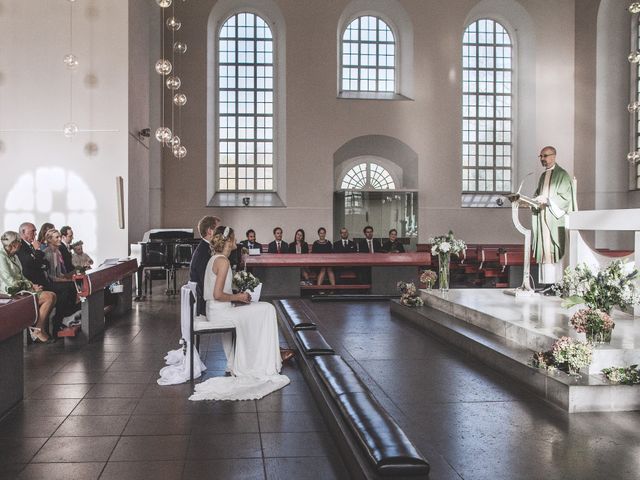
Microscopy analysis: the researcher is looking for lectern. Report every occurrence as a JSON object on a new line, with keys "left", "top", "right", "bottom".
{"left": 504, "top": 192, "right": 540, "bottom": 296}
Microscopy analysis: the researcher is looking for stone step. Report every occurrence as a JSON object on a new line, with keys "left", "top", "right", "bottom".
{"left": 390, "top": 299, "right": 640, "bottom": 412}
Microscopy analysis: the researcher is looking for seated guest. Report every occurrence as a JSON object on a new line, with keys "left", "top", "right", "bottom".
{"left": 37, "top": 222, "right": 55, "bottom": 250}
{"left": 333, "top": 227, "right": 356, "bottom": 253}
{"left": 290, "top": 229, "right": 311, "bottom": 285}
{"left": 239, "top": 229, "right": 262, "bottom": 252}
{"left": 43, "top": 229, "right": 73, "bottom": 283}
{"left": 17, "top": 222, "right": 79, "bottom": 334}
{"left": 59, "top": 225, "right": 75, "bottom": 273}
{"left": 382, "top": 229, "right": 405, "bottom": 253}
{"left": 190, "top": 215, "right": 220, "bottom": 316}
{"left": 0, "top": 231, "right": 56, "bottom": 343}
{"left": 313, "top": 227, "right": 335, "bottom": 286}
{"left": 267, "top": 227, "right": 289, "bottom": 253}
{"left": 357, "top": 225, "right": 383, "bottom": 253}
{"left": 70, "top": 241, "right": 94, "bottom": 270}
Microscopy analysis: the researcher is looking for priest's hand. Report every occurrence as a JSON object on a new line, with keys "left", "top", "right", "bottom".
{"left": 534, "top": 195, "right": 548, "bottom": 205}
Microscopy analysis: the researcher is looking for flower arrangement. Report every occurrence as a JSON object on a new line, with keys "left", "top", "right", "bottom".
{"left": 532, "top": 336, "right": 593, "bottom": 376}
{"left": 601, "top": 365, "right": 640, "bottom": 385}
{"left": 232, "top": 270, "right": 260, "bottom": 293}
{"left": 428, "top": 231, "right": 467, "bottom": 257}
{"left": 428, "top": 231, "right": 466, "bottom": 292}
{"left": 569, "top": 308, "right": 615, "bottom": 343}
{"left": 420, "top": 270, "right": 437, "bottom": 289}
{"left": 397, "top": 281, "right": 424, "bottom": 307}
{"left": 6, "top": 279, "right": 33, "bottom": 297}
{"left": 555, "top": 260, "right": 639, "bottom": 313}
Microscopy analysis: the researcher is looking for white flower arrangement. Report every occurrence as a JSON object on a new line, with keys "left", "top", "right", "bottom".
{"left": 428, "top": 231, "right": 466, "bottom": 257}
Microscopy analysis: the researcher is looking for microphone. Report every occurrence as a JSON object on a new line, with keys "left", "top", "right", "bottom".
{"left": 517, "top": 171, "right": 535, "bottom": 194}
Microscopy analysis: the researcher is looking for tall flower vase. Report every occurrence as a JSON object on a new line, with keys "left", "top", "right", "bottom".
{"left": 438, "top": 252, "right": 451, "bottom": 292}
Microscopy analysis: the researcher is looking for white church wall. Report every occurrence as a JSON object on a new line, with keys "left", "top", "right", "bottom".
{"left": 161, "top": 0, "right": 578, "bottom": 245}
{"left": 0, "top": 0, "right": 130, "bottom": 262}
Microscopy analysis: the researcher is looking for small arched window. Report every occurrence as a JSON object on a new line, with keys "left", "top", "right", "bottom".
{"left": 218, "top": 12, "right": 274, "bottom": 191}
{"left": 341, "top": 16, "right": 395, "bottom": 93}
{"left": 341, "top": 162, "right": 396, "bottom": 190}
{"left": 462, "top": 18, "right": 513, "bottom": 193}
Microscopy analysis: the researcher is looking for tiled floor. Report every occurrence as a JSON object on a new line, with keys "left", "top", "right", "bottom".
{"left": 0, "top": 296, "right": 347, "bottom": 480}
{"left": 307, "top": 300, "right": 640, "bottom": 480}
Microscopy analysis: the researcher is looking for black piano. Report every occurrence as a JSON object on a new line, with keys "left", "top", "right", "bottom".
{"left": 130, "top": 229, "right": 201, "bottom": 299}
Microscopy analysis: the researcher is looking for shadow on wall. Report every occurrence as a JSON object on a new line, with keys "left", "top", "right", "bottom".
{"left": 3, "top": 167, "right": 98, "bottom": 259}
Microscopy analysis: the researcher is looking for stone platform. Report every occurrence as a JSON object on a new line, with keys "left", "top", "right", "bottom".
{"left": 391, "top": 289, "right": 640, "bottom": 412}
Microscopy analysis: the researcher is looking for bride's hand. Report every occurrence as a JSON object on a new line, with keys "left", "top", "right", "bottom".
{"left": 236, "top": 292, "right": 251, "bottom": 303}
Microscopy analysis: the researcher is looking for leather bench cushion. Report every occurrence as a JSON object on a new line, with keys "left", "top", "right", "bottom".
{"left": 337, "top": 392, "right": 430, "bottom": 477}
{"left": 313, "top": 355, "right": 368, "bottom": 396}
{"left": 278, "top": 300, "right": 316, "bottom": 330}
{"left": 295, "top": 330, "right": 334, "bottom": 355}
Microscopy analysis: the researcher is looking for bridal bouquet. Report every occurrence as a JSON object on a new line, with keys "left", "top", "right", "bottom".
{"left": 232, "top": 271, "right": 260, "bottom": 293}
{"left": 555, "top": 260, "right": 639, "bottom": 313}
{"left": 397, "top": 281, "right": 424, "bottom": 307}
{"left": 6, "top": 279, "right": 33, "bottom": 297}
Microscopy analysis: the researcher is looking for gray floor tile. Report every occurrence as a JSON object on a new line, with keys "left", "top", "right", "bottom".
{"left": 32, "top": 436, "right": 118, "bottom": 463}
{"left": 182, "top": 459, "right": 265, "bottom": 480}
{"left": 27, "top": 383, "right": 93, "bottom": 399}
{"left": 110, "top": 435, "right": 189, "bottom": 461}
{"left": 100, "top": 460, "right": 184, "bottom": 480}
{"left": 189, "top": 413, "right": 260, "bottom": 435}
{"left": 85, "top": 383, "right": 147, "bottom": 398}
{"left": 17, "top": 462, "right": 104, "bottom": 480}
{"left": 53, "top": 415, "right": 129, "bottom": 437}
{"left": 187, "top": 433, "right": 262, "bottom": 459}
{"left": 261, "top": 432, "right": 334, "bottom": 458}
{"left": 0, "top": 437, "right": 47, "bottom": 464}
{"left": 123, "top": 414, "right": 194, "bottom": 436}
{"left": 0, "top": 413, "right": 65, "bottom": 438}
{"left": 258, "top": 411, "right": 327, "bottom": 433}
{"left": 71, "top": 398, "right": 138, "bottom": 416}
{"left": 264, "top": 457, "right": 348, "bottom": 480}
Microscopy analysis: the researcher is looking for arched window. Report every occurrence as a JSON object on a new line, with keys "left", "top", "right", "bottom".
{"left": 218, "top": 12, "right": 274, "bottom": 191}
{"left": 462, "top": 18, "right": 513, "bottom": 193}
{"left": 341, "top": 16, "right": 395, "bottom": 93}
{"left": 341, "top": 162, "right": 396, "bottom": 190}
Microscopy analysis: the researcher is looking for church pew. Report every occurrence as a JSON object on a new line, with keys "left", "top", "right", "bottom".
{"left": 0, "top": 295, "right": 37, "bottom": 417}
{"left": 71, "top": 259, "right": 138, "bottom": 343}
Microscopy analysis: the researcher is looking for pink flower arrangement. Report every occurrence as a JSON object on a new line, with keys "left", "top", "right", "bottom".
{"left": 569, "top": 308, "right": 614, "bottom": 334}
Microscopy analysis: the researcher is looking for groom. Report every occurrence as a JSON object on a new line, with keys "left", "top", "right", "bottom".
{"left": 190, "top": 215, "right": 221, "bottom": 316}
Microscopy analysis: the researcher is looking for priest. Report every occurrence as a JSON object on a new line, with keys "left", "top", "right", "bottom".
{"left": 532, "top": 146, "right": 576, "bottom": 285}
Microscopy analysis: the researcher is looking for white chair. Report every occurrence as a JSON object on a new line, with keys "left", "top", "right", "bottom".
{"left": 189, "top": 289, "right": 236, "bottom": 382}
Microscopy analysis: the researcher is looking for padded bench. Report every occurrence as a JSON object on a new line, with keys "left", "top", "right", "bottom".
{"left": 295, "top": 330, "right": 335, "bottom": 355}
{"left": 313, "top": 356, "right": 430, "bottom": 477}
{"left": 278, "top": 299, "right": 317, "bottom": 330}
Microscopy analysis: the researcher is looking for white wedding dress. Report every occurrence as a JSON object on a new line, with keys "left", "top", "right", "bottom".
{"left": 190, "top": 254, "right": 290, "bottom": 401}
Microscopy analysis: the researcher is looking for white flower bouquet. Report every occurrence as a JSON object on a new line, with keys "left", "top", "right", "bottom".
{"left": 428, "top": 231, "right": 466, "bottom": 257}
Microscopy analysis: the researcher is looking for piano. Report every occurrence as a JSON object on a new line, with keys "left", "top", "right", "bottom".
{"left": 130, "top": 229, "right": 200, "bottom": 299}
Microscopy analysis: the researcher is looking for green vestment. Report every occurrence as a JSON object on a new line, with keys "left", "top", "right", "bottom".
{"left": 531, "top": 164, "right": 576, "bottom": 264}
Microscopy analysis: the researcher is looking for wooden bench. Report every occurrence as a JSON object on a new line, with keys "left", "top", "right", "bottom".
{"left": 0, "top": 295, "right": 38, "bottom": 417}
{"left": 71, "top": 259, "right": 138, "bottom": 343}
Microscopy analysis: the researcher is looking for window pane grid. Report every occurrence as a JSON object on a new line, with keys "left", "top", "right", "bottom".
{"left": 462, "top": 19, "right": 513, "bottom": 193}
{"left": 341, "top": 16, "right": 395, "bottom": 93}
{"left": 341, "top": 162, "right": 395, "bottom": 190}
{"left": 218, "top": 13, "right": 274, "bottom": 192}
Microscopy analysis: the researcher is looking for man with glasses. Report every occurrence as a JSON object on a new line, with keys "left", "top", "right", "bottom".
{"left": 532, "top": 146, "right": 576, "bottom": 287}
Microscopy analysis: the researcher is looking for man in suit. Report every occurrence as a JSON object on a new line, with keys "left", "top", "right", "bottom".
{"left": 189, "top": 215, "right": 220, "bottom": 315}
{"left": 333, "top": 227, "right": 355, "bottom": 253}
{"left": 267, "top": 227, "right": 289, "bottom": 253}
{"left": 239, "top": 229, "right": 262, "bottom": 252}
{"left": 357, "top": 225, "right": 383, "bottom": 253}
{"left": 17, "top": 222, "right": 79, "bottom": 334}
{"left": 59, "top": 225, "right": 75, "bottom": 273}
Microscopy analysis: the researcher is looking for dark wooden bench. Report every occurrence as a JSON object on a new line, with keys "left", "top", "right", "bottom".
{"left": 276, "top": 300, "right": 430, "bottom": 478}
{"left": 0, "top": 295, "right": 38, "bottom": 417}
{"left": 71, "top": 259, "right": 138, "bottom": 343}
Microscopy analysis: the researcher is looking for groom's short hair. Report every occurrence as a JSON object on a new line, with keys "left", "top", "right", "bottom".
{"left": 198, "top": 216, "right": 220, "bottom": 238}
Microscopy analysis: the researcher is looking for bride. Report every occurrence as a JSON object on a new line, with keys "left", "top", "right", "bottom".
{"left": 190, "top": 225, "right": 290, "bottom": 401}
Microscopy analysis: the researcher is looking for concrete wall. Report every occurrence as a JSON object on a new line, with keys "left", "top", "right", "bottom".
{"left": 0, "top": 0, "right": 129, "bottom": 262}
{"left": 159, "top": 0, "right": 578, "bottom": 245}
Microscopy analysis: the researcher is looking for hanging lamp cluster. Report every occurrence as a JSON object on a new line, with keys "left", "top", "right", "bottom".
{"left": 628, "top": 3, "right": 640, "bottom": 163}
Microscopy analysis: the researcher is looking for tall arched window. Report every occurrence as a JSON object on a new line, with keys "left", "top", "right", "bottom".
{"left": 341, "top": 16, "right": 395, "bottom": 93}
{"left": 340, "top": 162, "right": 396, "bottom": 190}
{"left": 462, "top": 19, "right": 513, "bottom": 193}
{"left": 218, "top": 12, "right": 274, "bottom": 191}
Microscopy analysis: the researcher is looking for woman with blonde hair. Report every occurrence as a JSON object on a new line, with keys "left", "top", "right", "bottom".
{"left": 190, "top": 225, "right": 290, "bottom": 401}
{"left": 43, "top": 229, "right": 72, "bottom": 283}
{"left": 0, "top": 231, "right": 56, "bottom": 343}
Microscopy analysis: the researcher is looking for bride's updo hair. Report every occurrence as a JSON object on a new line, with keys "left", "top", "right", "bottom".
{"left": 210, "top": 225, "right": 234, "bottom": 253}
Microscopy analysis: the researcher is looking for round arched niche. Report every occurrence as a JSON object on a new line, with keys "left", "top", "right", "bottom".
{"left": 333, "top": 135, "right": 418, "bottom": 189}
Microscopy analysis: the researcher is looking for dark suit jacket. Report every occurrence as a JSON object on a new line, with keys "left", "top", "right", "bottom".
{"left": 239, "top": 240, "right": 263, "bottom": 251}
{"left": 333, "top": 239, "right": 356, "bottom": 253}
{"left": 289, "top": 242, "right": 309, "bottom": 254}
{"left": 60, "top": 242, "right": 74, "bottom": 273}
{"left": 357, "top": 238, "right": 384, "bottom": 253}
{"left": 381, "top": 240, "right": 405, "bottom": 253}
{"left": 189, "top": 239, "right": 211, "bottom": 315}
{"left": 267, "top": 240, "right": 289, "bottom": 253}
{"left": 16, "top": 239, "right": 50, "bottom": 287}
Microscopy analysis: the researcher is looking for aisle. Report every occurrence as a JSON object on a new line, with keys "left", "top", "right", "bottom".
{"left": 0, "top": 296, "right": 347, "bottom": 480}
